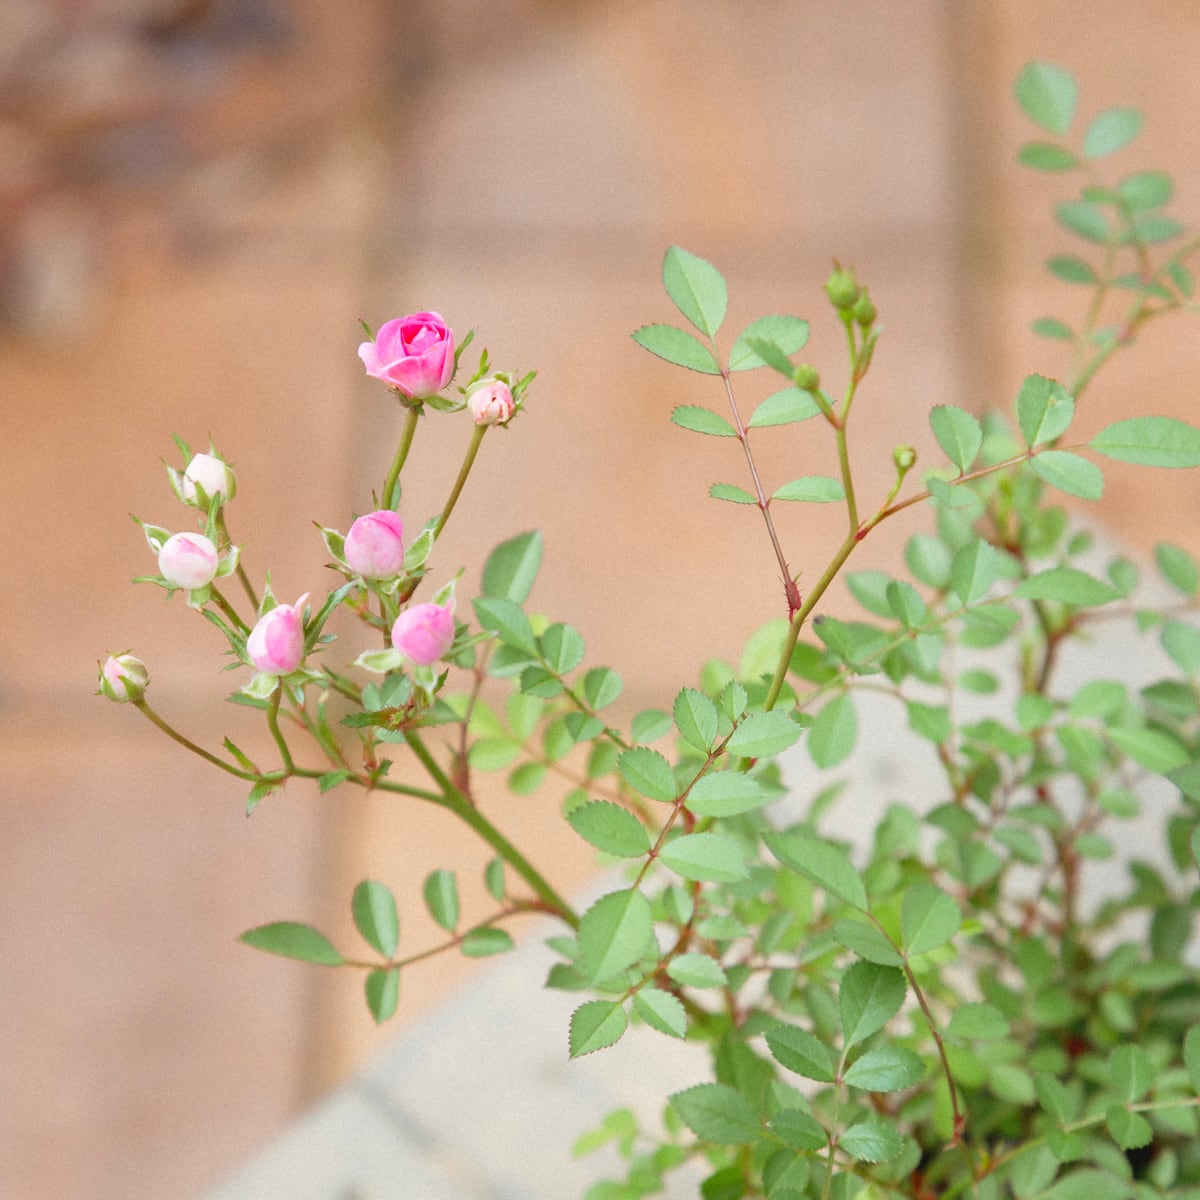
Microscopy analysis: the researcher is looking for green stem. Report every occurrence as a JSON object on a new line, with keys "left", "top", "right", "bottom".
{"left": 265, "top": 687, "right": 296, "bottom": 773}
{"left": 134, "top": 699, "right": 256, "bottom": 779}
{"left": 216, "top": 511, "right": 259, "bottom": 609}
{"left": 402, "top": 730, "right": 579, "bottom": 928}
{"left": 209, "top": 584, "right": 250, "bottom": 635}
{"left": 433, "top": 424, "right": 487, "bottom": 539}
{"left": 383, "top": 404, "right": 421, "bottom": 510}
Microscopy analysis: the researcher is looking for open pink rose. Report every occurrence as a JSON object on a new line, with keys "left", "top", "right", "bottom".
{"left": 158, "top": 532, "right": 219, "bottom": 590}
{"left": 247, "top": 594, "right": 309, "bottom": 675}
{"left": 344, "top": 510, "right": 406, "bottom": 579}
{"left": 467, "top": 379, "right": 515, "bottom": 426}
{"left": 391, "top": 602, "right": 455, "bottom": 666}
{"left": 358, "top": 312, "right": 454, "bottom": 399}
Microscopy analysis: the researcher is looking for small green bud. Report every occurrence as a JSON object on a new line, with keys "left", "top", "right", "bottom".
{"left": 99, "top": 653, "right": 149, "bottom": 703}
{"left": 893, "top": 445, "right": 917, "bottom": 473}
{"left": 792, "top": 363, "right": 821, "bottom": 393}
{"left": 824, "top": 263, "right": 859, "bottom": 310}
{"left": 852, "top": 288, "right": 876, "bottom": 328}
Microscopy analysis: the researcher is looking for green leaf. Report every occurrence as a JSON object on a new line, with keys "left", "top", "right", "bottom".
{"left": 1118, "top": 170, "right": 1173, "bottom": 213}
{"left": 1156, "top": 542, "right": 1199, "bottom": 596}
{"left": 659, "top": 832, "right": 748, "bottom": 883}
{"left": 1047, "top": 255, "right": 1097, "bottom": 285}
{"left": 1105, "top": 1105, "right": 1153, "bottom": 1150}
{"left": 662, "top": 246, "right": 727, "bottom": 338}
{"left": 900, "top": 882, "right": 962, "bottom": 957}
{"left": 838, "top": 1120, "right": 905, "bottom": 1163}
{"left": 422, "top": 869, "right": 459, "bottom": 931}
{"left": 686, "top": 772, "right": 770, "bottom": 818}
{"left": 930, "top": 405, "right": 983, "bottom": 472}
{"left": 730, "top": 315, "right": 810, "bottom": 371}
{"left": 666, "top": 952, "right": 728, "bottom": 989}
{"left": 484, "top": 857, "right": 505, "bottom": 901}
{"left": 674, "top": 687, "right": 720, "bottom": 752}
{"left": 670, "top": 1083, "right": 762, "bottom": 1145}
{"left": 748, "top": 387, "right": 822, "bottom": 427}
{"left": 727, "top": 710, "right": 803, "bottom": 758}
{"left": 764, "top": 830, "right": 868, "bottom": 911}
{"left": 905, "top": 534, "right": 951, "bottom": 589}
{"left": 1107, "top": 725, "right": 1189, "bottom": 773}
{"left": 578, "top": 888, "right": 653, "bottom": 983}
{"left": 1030, "top": 450, "right": 1103, "bottom": 500}
{"left": 951, "top": 539, "right": 1000, "bottom": 605}
{"left": 709, "top": 483, "right": 758, "bottom": 505}
{"left": 1084, "top": 107, "right": 1143, "bottom": 159}
{"left": 839, "top": 962, "right": 906, "bottom": 1047}
{"left": 1017, "top": 374, "right": 1075, "bottom": 446}
{"left": 844, "top": 1045, "right": 924, "bottom": 1092}
{"left": 583, "top": 666, "right": 623, "bottom": 709}
{"left": 481, "top": 530, "right": 542, "bottom": 603}
{"left": 1033, "top": 317, "right": 1074, "bottom": 341}
{"left": 1110, "top": 1044, "right": 1153, "bottom": 1102}
{"left": 772, "top": 476, "right": 845, "bottom": 503}
{"left": 672, "top": 405, "right": 738, "bottom": 437}
{"left": 1043, "top": 1170, "right": 1130, "bottom": 1200}
{"left": 633, "top": 986, "right": 687, "bottom": 1038}
{"left": 632, "top": 323, "right": 720, "bottom": 373}
{"left": 1184, "top": 1026, "right": 1200, "bottom": 1091}
{"left": 808, "top": 693, "right": 857, "bottom": 768}
{"left": 1015, "top": 567, "right": 1118, "bottom": 607}
{"left": 240, "top": 921, "right": 343, "bottom": 966}
{"left": 568, "top": 800, "right": 651, "bottom": 858}
{"left": 364, "top": 967, "right": 400, "bottom": 1024}
{"left": 1057, "top": 201, "right": 1111, "bottom": 244}
{"left": 1014, "top": 61, "right": 1077, "bottom": 135}
{"left": 832, "top": 918, "right": 904, "bottom": 966}
{"left": 460, "top": 926, "right": 514, "bottom": 957}
{"left": 347, "top": 881, "right": 398, "bottom": 958}
{"left": 472, "top": 596, "right": 537, "bottom": 653}
{"left": 769, "top": 1108, "right": 827, "bottom": 1152}
{"left": 1090, "top": 416, "right": 1200, "bottom": 467}
{"left": 617, "top": 746, "right": 677, "bottom": 803}
{"left": 765, "top": 1025, "right": 836, "bottom": 1082}
{"left": 569, "top": 999, "right": 629, "bottom": 1057}
{"left": 947, "top": 1003, "right": 1010, "bottom": 1040}
{"left": 1018, "top": 142, "right": 1078, "bottom": 171}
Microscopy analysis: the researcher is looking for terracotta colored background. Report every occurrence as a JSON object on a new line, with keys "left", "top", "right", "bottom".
{"left": 4, "top": 3, "right": 1200, "bottom": 1196}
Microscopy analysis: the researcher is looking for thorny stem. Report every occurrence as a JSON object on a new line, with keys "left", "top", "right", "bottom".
{"left": 719, "top": 368, "right": 801, "bottom": 617}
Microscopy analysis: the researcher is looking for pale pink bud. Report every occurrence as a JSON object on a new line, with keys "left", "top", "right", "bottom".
{"left": 358, "top": 312, "right": 455, "bottom": 399}
{"left": 391, "top": 602, "right": 455, "bottom": 666}
{"left": 158, "top": 532, "right": 219, "bottom": 590}
{"left": 182, "top": 452, "right": 236, "bottom": 504}
{"left": 99, "top": 653, "right": 149, "bottom": 703}
{"left": 467, "top": 379, "right": 515, "bottom": 427}
{"left": 344, "top": 510, "right": 406, "bottom": 579}
{"left": 247, "top": 594, "right": 309, "bottom": 675}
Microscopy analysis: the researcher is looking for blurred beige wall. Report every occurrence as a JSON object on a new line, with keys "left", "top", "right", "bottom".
{"left": 4, "top": 2, "right": 1200, "bottom": 1197}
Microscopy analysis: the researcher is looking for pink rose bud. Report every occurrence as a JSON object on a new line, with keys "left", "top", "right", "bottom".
{"left": 182, "top": 452, "right": 236, "bottom": 503}
{"left": 247, "top": 594, "right": 309, "bottom": 675}
{"left": 467, "top": 379, "right": 515, "bottom": 427}
{"left": 391, "top": 602, "right": 455, "bottom": 666}
{"left": 343, "top": 510, "right": 406, "bottom": 579}
{"left": 98, "top": 653, "right": 149, "bottom": 703}
{"left": 358, "top": 311, "right": 455, "bottom": 399}
{"left": 158, "top": 531, "right": 219, "bottom": 590}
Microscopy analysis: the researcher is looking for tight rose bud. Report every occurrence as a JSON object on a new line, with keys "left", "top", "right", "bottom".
{"left": 99, "top": 653, "right": 149, "bottom": 703}
{"left": 391, "top": 602, "right": 455, "bottom": 666}
{"left": 182, "top": 453, "right": 236, "bottom": 504}
{"left": 824, "top": 264, "right": 859, "bottom": 311}
{"left": 247, "top": 594, "right": 309, "bottom": 675}
{"left": 359, "top": 312, "right": 454, "bottom": 399}
{"left": 467, "top": 378, "right": 515, "bottom": 427}
{"left": 158, "top": 532, "right": 219, "bottom": 590}
{"left": 343, "top": 510, "right": 406, "bottom": 579}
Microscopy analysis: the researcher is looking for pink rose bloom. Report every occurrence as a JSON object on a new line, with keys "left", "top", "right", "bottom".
{"left": 158, "top": 532, "right": 219, "bottom": 590}
{"left": 391, "top": 602, "right": 455, "bottom": 666}
{"left": 99, "top": 653, "right": 149, "bottom": 703}
{"left": 247, "top": 594, "right": 309, "bottom": 675}
{"left": 358, "top": 312, "right": 454, "bottom": 399}
{"left": 467, "top": 379, "right": 515, "bottom": 427}
{"left": 344, "top": 510, "right": 406, "bottom": 579}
